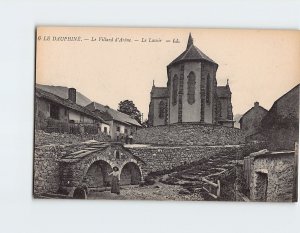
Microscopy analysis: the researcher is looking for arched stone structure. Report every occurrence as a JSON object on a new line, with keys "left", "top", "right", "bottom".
{"left": 120, "top": 162, "right": 142, "bottom": 185}
{"left": 58, "top": 143, "right": 145, "bottom": 197}
{"left": 82, "top": 160, "right": 113, "bottom": 189}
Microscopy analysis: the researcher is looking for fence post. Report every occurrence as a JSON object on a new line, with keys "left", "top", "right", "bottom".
{"left": 217, "top": 180, "right": 221, "bottom": 197}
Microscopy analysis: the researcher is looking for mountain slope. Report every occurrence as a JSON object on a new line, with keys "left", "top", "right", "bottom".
{"left": 36, "top": 84, "right": 92, "bottom": 107}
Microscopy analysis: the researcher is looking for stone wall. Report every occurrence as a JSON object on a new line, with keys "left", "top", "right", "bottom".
{"left": 135, "top": 123, "right": 245, "bottom": 146}
{"left": 33, "top": 143, "right": 88, "bottom": 195}
{"left": 35, "top": 130, "right": 111, "bottom": 147}
{"left": 248, "top": 150, "right": 296, "bottom": 202}
{"left": 33, "top": 145, "right": 61, "bottom": 195}
{"left": 129, "top": 143, "right": 263, "bottom": 176}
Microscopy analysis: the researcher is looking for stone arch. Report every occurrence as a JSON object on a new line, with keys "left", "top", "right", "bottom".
{"left": 82, "top": 159, "right": 113, "bottom": 189}
{"left": 120, "top": 162, "right": 142, "bottom": 185}
{"left": 73, "top": 187, "right": 87, "bottom": 199}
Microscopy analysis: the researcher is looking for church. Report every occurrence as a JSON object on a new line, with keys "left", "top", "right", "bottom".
{"left": 148, "top": 33, "right": 234, "bottom": 127}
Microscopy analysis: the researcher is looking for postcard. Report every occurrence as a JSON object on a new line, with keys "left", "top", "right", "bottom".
{"left": 34, "top": 27, "right": 299, "bottom": 201}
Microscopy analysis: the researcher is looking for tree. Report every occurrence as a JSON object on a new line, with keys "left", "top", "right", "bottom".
{"left": 118, "top": 100, "right": 142, "bottom": 124}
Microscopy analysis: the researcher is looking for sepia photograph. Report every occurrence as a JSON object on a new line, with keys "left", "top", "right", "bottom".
{"left": 34, "top": 27, "right": 299, "bottom": 202}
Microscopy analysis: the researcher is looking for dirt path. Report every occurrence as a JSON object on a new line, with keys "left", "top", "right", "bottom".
{"left": 88, "top": 181, "right": 204, "bottom": 201}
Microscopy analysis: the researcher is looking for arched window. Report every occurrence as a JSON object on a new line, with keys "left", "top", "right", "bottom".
{"left": 187, "top": 71, "right": 196, "bottom": 104}
{"left": 206, "top": 74, "right": 211, "bottom": 104}
{"left": 159, "top": 100, "right": 165, "bottom": 119}
{"left": 172, "top": 75, "right": 178, "bottom": 105}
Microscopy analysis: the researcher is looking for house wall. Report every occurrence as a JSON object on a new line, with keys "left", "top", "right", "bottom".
{"left": 110, "top": 121, "right": 136, "bottom": 140}
{"left": 37, "top": 98, "right": 51, "bottom": 118}
{"left": 241, "top": 106, "right": 268, "bottom": 137}
{"left": 37, "top": 98, "right": 68, "bottom": 121}
{"left": 249, "top": 152, "right": 296, "bottom": 202}
{"left": 262, "top": 85, "right": 299, "bottom": 150}
{"left": 100, "top": 123, "right": 111, "bottom": 135}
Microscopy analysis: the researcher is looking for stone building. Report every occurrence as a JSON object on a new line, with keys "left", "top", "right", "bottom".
{"left": 148, "top": 33, "right": 234, "bottom": 127}
{"left": 35, "top": 87, "right": 110, "bottom": 133}
{"left": 261, "top": 84, "right": 299, "bottom": 150}
{"left": 244, "top": 149, "right": 297, "bottom": 202}
{"left": 239, "top": 102, "right": 268, "bottom": 137}
{"left": 86, "top": 102, "right": 141, "bottom": 140}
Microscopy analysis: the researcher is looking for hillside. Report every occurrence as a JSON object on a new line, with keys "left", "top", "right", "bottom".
{"left": 36, "top": 84, "right": 92, "bottom": 107}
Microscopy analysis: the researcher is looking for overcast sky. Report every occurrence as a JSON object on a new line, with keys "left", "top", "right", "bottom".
{"left": 36, "top": 27, "right": 300, "bottom": 119}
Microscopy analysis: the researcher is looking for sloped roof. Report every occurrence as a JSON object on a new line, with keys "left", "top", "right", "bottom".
{"left": 36, "top": 88, "right": 103, "bottom": 122}
{"left": 168, "top": 34, "right": 217, "bottom": 67}
{"left": 151, "top": 87, "right": 169, "bottom": 98}
{"left": 88, "top": 102, "right": 141, "bottom": 127}
{"left": 239, "top": 105, "right": 268, "bottom": 123}
{"left": 217, "top": 86, "right": 231, "bottom": 98}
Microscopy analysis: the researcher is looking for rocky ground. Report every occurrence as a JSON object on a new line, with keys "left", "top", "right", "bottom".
{"left": 88, "top": 182, "right": 204, "bottom": 201}
{"left": 87, "top": 148, "right": 240, "bottom": 202}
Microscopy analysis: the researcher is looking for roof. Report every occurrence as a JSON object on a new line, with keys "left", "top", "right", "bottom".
{"left": 217, "top": 86, "right": 231, "bottom": 98}
{"left": 249, "top": 149, "right": 295, "bottom": 160}
{"left": 36, "top": 88, "right": 103, "bottom": 122}
{"left": 239, "top": 105, "right": 268, "bottom": 123}
{"left": 168, "top": 34, "right": 217, "bottom": 67}
{"left": 87, "top": 102, "right": 141, "bottom": 127}
{"left": 151, "top": 87, "right": 169, "bottom": 98}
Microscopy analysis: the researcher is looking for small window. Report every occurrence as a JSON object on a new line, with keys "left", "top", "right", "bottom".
{"left": 104, "top": 127, "right": 108, "bottom": 134}
{"left": 50, "top": 103, "right": 59, "bottom": 120}
{"left": 187, "top": 71, "right": 196, "bottom": 105}
{"left": 124, "top": 128, "right": 128, "bottom": 134}
{"left": 115, "top": 150, "right": 120, "bottom": 159}
{"left": 159, "top": 100, "right": 165, "bottom": 119}
{"left": 116, "top": 126, "right": 120, "bottom": 132}
{"left": 172, "top": 74, "right": 179, "bottom": 106}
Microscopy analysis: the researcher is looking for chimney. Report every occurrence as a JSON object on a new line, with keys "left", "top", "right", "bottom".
{"left": 254, "top": 101, "right": 259, "bottom": 107}
{"left": 68, "top": 88, "right": 76, "bottom": 103}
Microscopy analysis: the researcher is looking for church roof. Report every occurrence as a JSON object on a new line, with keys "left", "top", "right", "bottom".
{"left": 217, "top": 86, "right": 231, "bottom": 98}
{"left": 151, "top": 87, "right": 169, "bottom": 98}
{"left": 168, "top": 33, "right": 218, "bottom": 67}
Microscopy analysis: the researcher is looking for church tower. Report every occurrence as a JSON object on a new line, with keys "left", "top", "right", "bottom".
{"left": 167, "top": 33, "right": 218, "bottom": 124}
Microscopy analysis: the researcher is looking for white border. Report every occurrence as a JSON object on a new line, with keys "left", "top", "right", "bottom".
{"left": 0, "top": 1, "right": 299, "bottom": 233}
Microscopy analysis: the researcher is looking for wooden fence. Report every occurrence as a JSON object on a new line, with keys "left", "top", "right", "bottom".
{"left": 202, "top": 177, "right": 220, "bottom": 199}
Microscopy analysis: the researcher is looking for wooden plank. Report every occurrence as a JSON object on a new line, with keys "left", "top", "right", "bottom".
{"left": 202, "top": 178, "right": 218, "bottom": 188}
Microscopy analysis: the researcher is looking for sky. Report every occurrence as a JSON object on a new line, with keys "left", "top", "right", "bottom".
{"left": 36, "top": 27, "right": 300, "bottom": 120}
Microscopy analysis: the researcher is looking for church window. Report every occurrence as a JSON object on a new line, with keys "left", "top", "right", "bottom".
{"left": 206, "top": 74, "right": 211, "bottom": 104}
{"left": 172, "top": 75, "right": 178, "bottom": 105}
{"left": 187, "top": 71, "right": 196, "bottom": 104}
{"left": 159, "top": 100, "right": 165, "bottom": 119}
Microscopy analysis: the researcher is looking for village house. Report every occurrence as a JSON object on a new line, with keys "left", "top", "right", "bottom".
{"left": 244, "top": 147, "right": 298, "bottom": 202}
{"left": 85, "top": 102, "right": 141, "bottom": 140}
{"left": 261, "top": 84, "right": 299, "bottom": 150}
{"left": 239, "top": 102, "right": 268, "bottom": 137}
{"left": 148, "top": 33, "right": 234, "bottom": 127}
{"left": 35, "top": 87, "right": 109, "bottom": 134}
